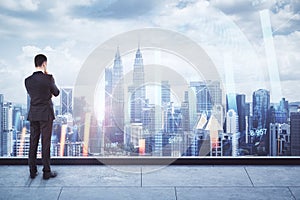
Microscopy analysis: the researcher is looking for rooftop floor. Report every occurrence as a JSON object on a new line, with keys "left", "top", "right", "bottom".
{"left": 0, "top": 165, "right": 299, "bottom": 200}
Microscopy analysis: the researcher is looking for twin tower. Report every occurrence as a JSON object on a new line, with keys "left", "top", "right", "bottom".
{"left": 104, "top": 47, "right": 145, "bottom": 144}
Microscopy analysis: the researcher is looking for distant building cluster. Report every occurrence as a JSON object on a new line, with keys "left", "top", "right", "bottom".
{"left": 101, "top": 47, "right": 300, "bottom": 157}
{"left": 1, "top": 47, "right": 300, "bottom": 157}
{"left": 0, "top": 88, "right": 86, "bottom": 157}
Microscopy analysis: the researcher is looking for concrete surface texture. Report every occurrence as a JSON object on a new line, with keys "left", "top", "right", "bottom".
{"left": 0, "top": 165, "right": 299, "bottom": 200}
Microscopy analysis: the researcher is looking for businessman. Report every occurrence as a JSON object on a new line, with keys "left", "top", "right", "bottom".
{"left": 25, "top": 54, "right": 60, "bottom": 180}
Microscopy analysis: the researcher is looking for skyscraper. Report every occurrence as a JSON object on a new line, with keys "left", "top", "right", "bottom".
{"left": 2, "top": 102, "right": 13, "bottom": 156}
{"left": 290, "top": 112, "right": 300, "bottom": 156}
{"left": 104, "top": 47, "right": 125, "bottom": 145}
{"left": 111, "top": 47, "right": 125, "bottom": 143}
{"left": 252, "top": 89, "right": 270, "bottom": 154}
{"left": 252, "top": 89, "right": 270, "bottom": 129}
{"left": 104, "top": 68, "right": 112, "bottom": 127}
{"left": 60, "top": 88, "right": 73, "bottom": 115}
{"left": 226, "top": 93, "right": 246, "bottom": 133}
{"left": 276, "top": 98, "right": 289, "bottom": 123}
{"left": 226, "top": 109, "right": 239, "bottom": 156}
{"left": 129, "top": 47, "right": 145, "bottom": 123}
{"left": 236, "top": 94, "right": 246, "bottom": 133}
{"left": 26, "top": 94, "right": 30, "bottom": 116}
{"left": 190, "top": 81, "right": 222, "bottom": 117}
{"left": 161, "top": 81, "right": 170, "bottom": 105}
{"left": 0, "top": 94, "right": 3, "bottom": 156}
{"left": 181, "top": 91, "right": 190, "bottom": 132}
{"left": 269, "top": 123, "right": 290, "bottom": 156}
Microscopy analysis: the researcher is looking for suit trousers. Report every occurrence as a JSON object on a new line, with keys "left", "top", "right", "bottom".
{"left": 28, "top": 120, "right": 53, "bottom": 173}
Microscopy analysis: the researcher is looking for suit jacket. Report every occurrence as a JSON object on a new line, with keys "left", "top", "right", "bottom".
{"left": 25, "top": 71, "right": 60, "bottom": 121}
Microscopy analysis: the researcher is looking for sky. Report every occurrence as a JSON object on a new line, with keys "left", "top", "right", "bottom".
{"left": 0, "top": 0, "right": 299, "bottom": 108}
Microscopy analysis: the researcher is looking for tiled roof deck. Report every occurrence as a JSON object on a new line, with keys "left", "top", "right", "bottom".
{"left": 0, "top": 165, "right": 299, "bottom": 199}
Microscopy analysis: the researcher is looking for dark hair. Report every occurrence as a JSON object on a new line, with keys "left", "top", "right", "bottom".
{"left": 34, "top": 54, "right": 47, "bottom": 67}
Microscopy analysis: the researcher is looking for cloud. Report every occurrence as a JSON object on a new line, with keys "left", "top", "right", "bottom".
{"left": 0, "top": 0, "right": 40, "bottom": 11}
{"left": 70, "top": 0, "right": 163, "bottom": 19}
{"left": 271, "top": 3, "right": 300, "bottom": 35}
{"left": 275, "top": 31, "right": 300, "bottom": 82}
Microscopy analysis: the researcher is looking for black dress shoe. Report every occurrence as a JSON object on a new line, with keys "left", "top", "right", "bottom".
{"left": 30, "top": 172, "right": 38, "bottom": 179}
{"left": 43, "top": 171, "right": 57, "bottom": 180}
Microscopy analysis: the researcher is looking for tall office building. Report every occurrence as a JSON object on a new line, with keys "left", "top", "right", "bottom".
{"left": 181, "top": 91, "right": 190, "bottom": 132}
{"left": 129, "top": 47, "right": 145, "bottom": 123}
{"left": 0, "top": 94, "right": 3, "bottom": 156}
{"left": 190, "top": 81, "right": 222, "bottom": 117}
{"left": 269, "top": 123, "right": 290, "bottom": 156}
{"left": 111, "top": 47, "right": 125, "bottom": 143}
{"left": 269, "top": 98, "right": 289, "bottom": 125}
{"left": 245, "top": 103, "right": 251, "bottom": 143}
{"left": 104, "top": 48, "right": 125, "bottom": 145}
{"left": 226, "top": 93, "right": 246, "bottom": 133}
{"left": 12, "top": 106, "right": 22, "bottom": 133}
{"left": 252, "top": 89, "right": 270, "bottom": 129}
{"left": 142, "top": 103, "right": 156, "bottom": 134}
{"left": 236, "top": 94, "right": 246, "bottom": 133}
{"left": 60, "top": 88, "right": 73, "bottom": 115}
{"left": 112, "top": 47, "right": 125, "bottom": 124}
{"left": 226, "top": 109, "right": 239, "bottom": 156}
{"left": 104, "top": 68, "right": 113, "bottom": 127}
{"left": 188, "top": 88, "right": 197, "bottom": 129}
{"left": 161, "top": 81, "right": 170, "bottom": 105}
{"left": 16, "top": 131, "right": 32, "bottom": 157}
{"left": 2, "top": 102, "right": 13, "bottom": 156}
{"left": 26, "top": 94, "right": 30, "bottom": 117}
{"left": 290, "top": 112, "right": 300, "bottom": 156}
{"left": 252, "top": 89, "right": 270, "bottom": 154}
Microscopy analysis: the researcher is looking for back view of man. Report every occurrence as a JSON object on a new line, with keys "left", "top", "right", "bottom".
{"left": 25, "top": 54, "right": 60, "bottom": 179}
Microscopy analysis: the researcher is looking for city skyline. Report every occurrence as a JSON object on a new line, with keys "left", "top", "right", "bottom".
{"left": 0, "top": 0, "right": 300, "bottom": 105}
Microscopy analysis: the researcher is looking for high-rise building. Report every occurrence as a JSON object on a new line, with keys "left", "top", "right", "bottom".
{"left": 60, "top": 88, "right": 73, "bottom": 115}
{"left": 104, "top": 47, "right": 125, "bottom": 145}
{"left": 153, "top": 131, "right": 163, "bottom": 156}
{"left": 289, "top": 102, "right": 300, "bottom": 115}
{"left": 161, "top": 81, "right": 170, "bottom": 105}
{"left": 111, "top": 47, "right": 125, "bottom": 131}
{"left": 226, "top": 93, "right": 246, "bottom": 133}
{"left": 226, "top": 109, "right": 239, "bottom": 156}
{"left": 245, "top": 103, "right": 251, "bottom": 143}
{"left": 26, "top": 94, "right": 30, "bottom": 117}
{"left": 236, "top": 94, "right": 246, "bottom": 133}
{"left": 104, "top": 68, "right": 113, "bottom": 127}
{"left": 142, "top": 103, "right": 156, "bottom": 133}
{"left": 188, "top": 88, "right": 197, "bottom": 129}
{"left": 290, "top": 112, "right": 300, "bottom": 156}
{"left": 271, "top": 98, "right": 289, "bottom": 124}
{"left": 269, "top": 123, "right": 290, "bottom": 156}
{"left": 190, "top": 81, "right": 222, "bottom": 117}
{"left": 16, "top": 130, "right": 33, "bottom": 157}
{"left": 12, "top": 105, "right": 22, "bottom": 133}
{"left": 252, "top": 89, "right": 270, "bottom": 129}
{"left": 181, "top": 91, "right": 190, "bottom": 132}
{"left": 129, "top": 47, "right": 145, "bottom": 123}
{"left": 0, "top": 94, "right": 3, "bottom": 156}
{"left": 162, "top": 104, "right": 182, "bottom": 134}
{"left": 252, "top": 89, "right": 270, "bottom": 154}
{"left": 279, "top": 98, "right": 289, "bottom": 117}
{"left": 2, "top": 102, "right": 13, "bottom": 156}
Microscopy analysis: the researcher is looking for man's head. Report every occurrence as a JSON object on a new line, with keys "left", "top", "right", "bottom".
{"left": 34, "top": 54, "right": 47, "bottom": 68}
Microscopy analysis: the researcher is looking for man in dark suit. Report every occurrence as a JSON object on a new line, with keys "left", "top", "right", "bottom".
{"left": 25, "top": 54, "right": 60, "bottom": 180}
